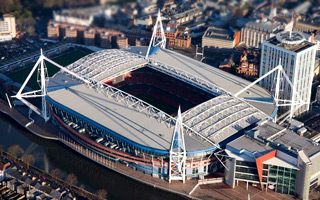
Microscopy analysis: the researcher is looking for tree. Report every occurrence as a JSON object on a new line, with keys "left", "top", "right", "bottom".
{"left": 66, "top": 173, "right": 78, "bottom": 186}
{"left": 0, "top": 0, "right": 21, "bottom": 14}
{"left": 96, "top": 189, "right": 108, "bottom": 200}
{"left": 7, "top": 144, "right": 24, "bottom": 158}
{"left": 14, "top": 9, "right": 36, "bottom": 35}
{"left": 21, "top": 154, "right": 35, "bottom": 166}
{"left": 50, "top": 168, "right": 62, "bottom": 179}
{"left": 79, "top": 184, "right": 85, "bottom": 190}
{"left": 0, "top": 145, "right": 4, "bottom": 155}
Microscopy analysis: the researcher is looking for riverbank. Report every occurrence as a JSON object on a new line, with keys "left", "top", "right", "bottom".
{"left": 0, "top": 150, "right": 99, "bottom": 199}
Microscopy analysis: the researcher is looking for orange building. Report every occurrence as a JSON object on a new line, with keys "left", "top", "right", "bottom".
{"left": 116, "top": 35, "right": 129, "bottom": 49}
{"left": 65, "top": 27, "right": 77, "bottom": 42}
{"left": 84, "top": 29, "right": 96, "bottom": 46}
{"left": 157, "top": 27, "right": 178, "bottom": 47}
{"left": 236, "top": 52, "right": 258, "bottom": 77}
{"left": 174, "top": 33, "right": 191, "bottom": 48}
{"left": 47, "top": 23, "right": 60, "bottom": 39}
{"left": 233, "top": 31, "right": 241, "bottom": 47}
{"left": 46, "top": 20, "right": 123, "bottom": 48}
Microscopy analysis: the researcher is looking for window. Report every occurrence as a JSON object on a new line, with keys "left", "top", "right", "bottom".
{"left": 235, "top": 173, "right": 259, "bottom": 181}
{"left": 236, "top": 166, "right": 258, "bottom": 174}
{"left": 192, "top": 168, "right": 198, "bottom": 174}
{"left": 236, "top": 161, "right": 256, "bottom": 167}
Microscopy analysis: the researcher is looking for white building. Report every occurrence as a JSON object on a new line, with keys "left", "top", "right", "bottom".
{"left": 53, "top": 6, "right": 105, "bottom": 27}
{"left": 134, "top": 15, "right": 153, "bottom": 26}
{"left": 240, "top": 20, "right": 283, "bottom": 48}
{"left": 0, "top": 14, "right": 16, "bottom": 42}
{"left": 260, "top": 31, "right": 317, "bottom": 117}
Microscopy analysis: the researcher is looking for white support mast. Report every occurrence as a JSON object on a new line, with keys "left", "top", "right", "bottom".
{"left": 169, "top": 107, "right": 186, "bottom": 183}
{"left": 39, "top": 49, "right": 50, "bottom": 121}
{"left": 145, "top": 9, "right": 166, "bottom": 59}
{"left": 12, "top": 49, "right": 90, "bottom": 122}
{"left": 234, "top": 63, "right": 306, "bottom": 123}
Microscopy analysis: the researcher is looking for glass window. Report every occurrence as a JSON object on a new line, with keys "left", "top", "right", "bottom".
{"left": 236, "top": 161, "right": 256, "bottom": 167}
{"left": 192, "top": 168, "right": 198, "bottom": 174}
{"left": 263, "top": 170, "right": 268, "bottom": 176}
{"left": 236, "top": 166, "right": 258, "bottom": 174}
{"left": 269, "top": 177, "right": 277, "bottom": 183}
{"left": 235, "top": 173, "right": 259, "bottom": 181}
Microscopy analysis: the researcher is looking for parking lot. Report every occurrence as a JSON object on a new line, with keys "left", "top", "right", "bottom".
{"left": 0, "top": 37, "right": 57, "bottom": 66}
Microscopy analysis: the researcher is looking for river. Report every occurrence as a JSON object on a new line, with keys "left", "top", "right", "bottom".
{"left": 0, "top": 114, "right": 187, "bottom": 200}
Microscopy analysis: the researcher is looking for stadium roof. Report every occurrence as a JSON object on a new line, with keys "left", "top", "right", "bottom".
{"left": 47, "top": 47, "right": 275, "bottom": 152}
{"left": 255, "top": 121, "right": 320, "bottom": 158}
{"left": 47, "top": 73, "right": 212, "bottom": 153}
{"left": 133, "top": 47, "right": 275, "bottom": 116}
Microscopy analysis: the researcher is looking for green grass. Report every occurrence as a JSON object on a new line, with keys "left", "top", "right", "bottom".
{"left": 8, "top": 49, "right": 91, "bottom": 89}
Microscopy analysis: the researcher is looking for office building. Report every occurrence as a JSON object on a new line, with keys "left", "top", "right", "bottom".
{"left": 260, "top": 31, "right": 317, "bottom": 116}
{"left": 0, "top": 14, "right": 16, "bottom": 42}
{"left": 225, "top": 120, "right": 320, "bottom": 199}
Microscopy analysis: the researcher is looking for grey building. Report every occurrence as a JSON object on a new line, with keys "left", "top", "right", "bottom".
{"left": 202, "top": 26, "right": 236, "bottom": 49}
{"left": 260, "top": 31, "right": 317, "bottom": 117}
{"left": 225, "top": 120, "right": 320, "bottom": 200}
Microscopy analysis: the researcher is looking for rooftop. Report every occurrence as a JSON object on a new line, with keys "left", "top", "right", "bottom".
{"left": 203, "top": 26, "right": 233, "bottom": 40}
{"left": 255, "top": 121, "right": 320, "bottom": 158}
{"left": 266, "top": 31, "right": 316, "bottom": 53}
{"left": 47, "top": 73, "right": 212, "bottom": 153}
{"left": 244, "top": 20, "right": 282, "bottom": 33}
{"left": 227, "top": 135, "right": 273, "bottom": 161}
{"left": 264, "top": 157, "right": 299, "bottom": 170}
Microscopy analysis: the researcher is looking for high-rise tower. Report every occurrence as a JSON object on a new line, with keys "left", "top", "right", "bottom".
{"left": 260, "top": 31, "right": 317, "bottom": 117}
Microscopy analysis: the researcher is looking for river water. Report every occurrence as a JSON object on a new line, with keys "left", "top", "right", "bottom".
{"left": 0, "top": 115, "right": 187, "bottom": 200}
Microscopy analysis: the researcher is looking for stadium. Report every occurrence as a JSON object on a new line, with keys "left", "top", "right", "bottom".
{"left": 12, "top": 13, "right": 276, "bottom": 182}
{"left": 44, "top": 46, "right": 276, "bottom": 182}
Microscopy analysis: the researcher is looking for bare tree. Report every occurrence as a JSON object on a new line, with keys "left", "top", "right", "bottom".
{"left": 7, "top": 144, "right": 24, "bottom": 158}
{"left": 66, "top": 173, "right": 78, "bottom": 186}
{"left": 0, "top": 145, "right": 4, "bottom": 155}
{"left": 21, "top": 154, "right": 35, "bottom": 166}
{"left": 96, "top": 189, "right": 108, "bottom": 200}
{"left": 79, "top": 184, "right": 85, "bottom": 190}
{"left": 50, "top": 168, "right": 62, "bottom": 179}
